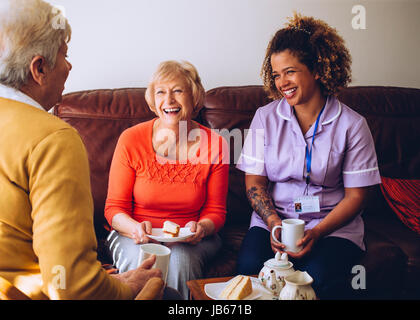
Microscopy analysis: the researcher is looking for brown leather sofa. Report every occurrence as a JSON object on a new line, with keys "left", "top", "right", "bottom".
{"left": 55, "top": 85, "right": 420, "bottom": 299}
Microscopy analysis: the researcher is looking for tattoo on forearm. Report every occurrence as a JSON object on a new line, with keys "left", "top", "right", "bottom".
{"left": 246, "top": 186, "right": 277, "bottom": 225}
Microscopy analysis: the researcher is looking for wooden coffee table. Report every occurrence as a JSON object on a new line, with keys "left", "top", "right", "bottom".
{"left": 186, "top": 275, "right": 258, "bottom": 300}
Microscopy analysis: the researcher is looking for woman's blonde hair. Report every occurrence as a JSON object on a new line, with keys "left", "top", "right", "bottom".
{"left": 261, "top": 13, "right": 352, "bottom": 100}
{"left": 0, "top": 0, "right": 72, "bottom": 89}
{"left": 145, "top": 60, "right": 205, "bottom": 116}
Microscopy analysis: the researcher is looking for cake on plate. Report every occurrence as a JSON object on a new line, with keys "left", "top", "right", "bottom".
{"left": 163, "top": 220, "right": 180, "bottom": 237}
{"left": 219, "top": 275, "right": 252, "bottom": 300}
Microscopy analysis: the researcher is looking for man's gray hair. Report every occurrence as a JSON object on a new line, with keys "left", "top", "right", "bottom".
{"left": 0, "top": 0, "right": 71, "bottom": 89}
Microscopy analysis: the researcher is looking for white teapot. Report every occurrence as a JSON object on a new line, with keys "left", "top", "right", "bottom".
{"left": 279, "top": 270, "right": 317, "bottom": 300}
{"left": 258, "top": 252, "right": 295, "bottom": 296}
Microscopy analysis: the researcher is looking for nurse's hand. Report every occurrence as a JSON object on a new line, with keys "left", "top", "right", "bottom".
{"left": 286, "top": 228, "right": 322, "bottom": 259}
{"left": 269, "top": 217, "right": 286, "bottom": 253}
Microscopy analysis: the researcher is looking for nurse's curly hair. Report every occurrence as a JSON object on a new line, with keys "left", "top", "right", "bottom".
{"left": 261, "top": 13, "right": 352, "bottom": 100}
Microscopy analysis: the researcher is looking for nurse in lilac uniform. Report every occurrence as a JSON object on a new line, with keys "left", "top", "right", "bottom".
{"left": 236, "top": 14, "right": 381, "bottom": 299}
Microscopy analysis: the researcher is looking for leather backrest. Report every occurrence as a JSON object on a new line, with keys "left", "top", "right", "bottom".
{"left": 201, "top": 86, "right": 272, "bottom": 226}
{"left": 337, "top": 86, "right": 420, "bottom": 179}
{"left": 55, "top": 88, "right": 155, "bottom": 237}
{"left": 55, "top": 85, "right": 420, "bottom": 236}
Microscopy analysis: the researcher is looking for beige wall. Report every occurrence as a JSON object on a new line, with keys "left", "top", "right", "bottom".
{"left": 48, "top": 0, "right": 420, "bottom": 93}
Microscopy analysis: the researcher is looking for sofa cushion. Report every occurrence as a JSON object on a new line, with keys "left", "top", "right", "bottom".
{"left": 363, "top": 207, "right": 420, "bottom": 293}
{"left": 380, "top": 177, "right": 420, "bottom": 235}
{"left": 337, "top": 86, "right": 420, "bottom": 179}
{"left": 359, "top": 229, "right": 406, "bottom": 298}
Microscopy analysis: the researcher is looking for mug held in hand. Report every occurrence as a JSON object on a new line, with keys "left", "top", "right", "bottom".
{"left": 138, "top": 243, "right": 171, "bottom": 283}
{"left": 271, "top": 219, "right": 305, "bottom": 253}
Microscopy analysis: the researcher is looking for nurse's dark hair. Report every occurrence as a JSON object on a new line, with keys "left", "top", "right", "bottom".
{"left": 261, "top": 13, "right": 352, "bottom": 100}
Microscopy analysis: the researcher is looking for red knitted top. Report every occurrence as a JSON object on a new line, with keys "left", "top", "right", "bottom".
{"left": 105, "top": 119, "right": 229, "bottom": 232}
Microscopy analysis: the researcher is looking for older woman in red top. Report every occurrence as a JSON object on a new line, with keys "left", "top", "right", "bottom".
{"left": 105, "top": 60, "right": 229, "bottom": 299}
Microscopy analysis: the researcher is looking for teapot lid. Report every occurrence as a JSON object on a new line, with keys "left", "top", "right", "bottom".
{"left": 264, "top": 252, "right": 293, "bottom": 269}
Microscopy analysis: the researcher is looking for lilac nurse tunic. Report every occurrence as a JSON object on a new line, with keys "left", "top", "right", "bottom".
{"left": 236, "top": 95, "right": 381, "bottom": 250}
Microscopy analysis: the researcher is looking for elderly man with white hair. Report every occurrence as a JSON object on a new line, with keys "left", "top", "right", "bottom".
{"left": 0, "top": 0, "right": 167, "bottom": 300}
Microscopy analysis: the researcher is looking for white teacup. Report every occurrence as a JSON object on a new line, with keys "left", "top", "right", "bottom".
{"left": 271, "top": 219, "right": 305, "bottom": 253}
{"left": 138, "top": 243, "right": 171, "bottom": 283}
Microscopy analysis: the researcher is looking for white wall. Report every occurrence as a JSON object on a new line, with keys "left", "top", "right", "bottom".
{"left": 47, "top": 0, "right": 420, "bottom": 93}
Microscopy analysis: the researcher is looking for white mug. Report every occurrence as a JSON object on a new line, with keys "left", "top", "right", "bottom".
{"left": 138, "top": 243, "right": 171, "bottom": 283}
{"left": 271, "top": 219, "right": 305, "bottom": 253}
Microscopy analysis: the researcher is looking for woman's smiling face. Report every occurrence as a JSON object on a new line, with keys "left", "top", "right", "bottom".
{"left": 270, "top": 49, "right": 321, "bottom": 108}
{"left": 153, "top": 76, "right": 194, "bottom": 127}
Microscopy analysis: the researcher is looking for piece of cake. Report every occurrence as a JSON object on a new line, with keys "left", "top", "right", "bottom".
{"left": 163, "top": 220, "right": 180, "bottom": 237}
{"left": 219, "top": 275, "right": 252, "bottom": 300}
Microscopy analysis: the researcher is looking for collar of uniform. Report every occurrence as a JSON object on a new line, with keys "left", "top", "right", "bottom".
{"left": 276, "top": 98, "right": 293, "bottom": 121}
{"left": 0, "top": 83, "right": 45, "bottom": 111}
{"left": 276, "top": 95, "right": 342, "bottom": 125}
{"left": 321, "top": 95, "right": 342, "bottom": 126}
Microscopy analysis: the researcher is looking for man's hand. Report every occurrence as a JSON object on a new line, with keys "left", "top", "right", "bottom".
{"left": 111, "top": 255, "right": 162, "bottom": 298}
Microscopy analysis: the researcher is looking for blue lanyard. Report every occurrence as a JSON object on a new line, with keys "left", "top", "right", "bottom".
{"left": 305, "top": 105, "right": 325, "bottom": 185}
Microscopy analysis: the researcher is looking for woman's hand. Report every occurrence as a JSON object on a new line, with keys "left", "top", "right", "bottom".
{"left": 285, "top": 187, "right": 368, "bottom": 259}
{"left": 286, "top": 228, "right": 322, "bottom": 259}
{"left": 268, "top": 216, "right": 286, "bottom": 253}
{"left": 132, "top": 221, "right": 155, "bottom": 244}
{"left": 111, "top": 214, "right": 157, "bottom": 244}
{"left": 182, "top": 220, "right": 211, "bottom": 245}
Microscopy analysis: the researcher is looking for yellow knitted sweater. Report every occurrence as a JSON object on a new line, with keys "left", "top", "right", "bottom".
{"left": 0, "top": 98, "right": 132, "bottom": 299}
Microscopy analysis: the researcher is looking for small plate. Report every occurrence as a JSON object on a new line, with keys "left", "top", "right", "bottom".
{"left": 146, "top": 227, "right": 195, "bottom": 243}
{"left": 204, "top": 277, "right": 269, "bottom": 300}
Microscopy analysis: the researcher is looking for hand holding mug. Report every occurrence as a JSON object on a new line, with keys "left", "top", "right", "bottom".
{"left": 138, "top": 243, "right": 171, "bottom": 283}
{"left": 111, "top": 255, "right": 162, "bottom": 297}
{"left": 270, "top": 220, "right": 285, "bottom": 253}
{"left": 287, "top": 227, "right": 322, "bottom": 259}
{"left": 271, "top": 219, "right": 305, "bottom": 253}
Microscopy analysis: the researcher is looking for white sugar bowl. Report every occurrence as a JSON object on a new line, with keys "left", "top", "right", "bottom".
{"left": 258, "top": 252, "right": 295, "bottom": 296}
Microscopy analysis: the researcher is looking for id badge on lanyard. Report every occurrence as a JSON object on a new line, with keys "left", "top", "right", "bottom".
{"left": 293, "top": 105, "right": 325, "bottom": 214}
